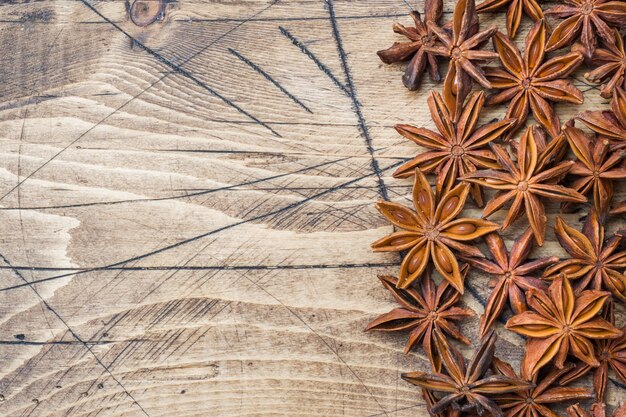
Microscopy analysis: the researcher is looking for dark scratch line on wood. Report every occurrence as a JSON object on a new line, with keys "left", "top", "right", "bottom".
{"left": 279, "top": 26, "right": 351, "bottom": 97}
{"left": 326, "top": 0, "right": 389, "bottom": 201}
{"left": 0, "top": 253, "right": 153, "bottom": 417}
{"left": 228, "top": 47, "right": 313, "bottom": 113}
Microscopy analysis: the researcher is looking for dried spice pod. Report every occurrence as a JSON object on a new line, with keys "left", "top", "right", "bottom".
{"left": 562, "top": 126, "right": 626, "bottom": 217}
{"left": 462, "top": 126, "right": 587, "bottom": 245}
{"left": 491, "top": 358, "right": 593, "bottom": 415}
{"left": 377, "top": 0, "right": 444, "bottom": 90}
{"left": 545, "top": 0, "right": 626, "bottom": 59}
{"left": 461, "top": 228, "right": 557, "bottom": 338}
{"left": 543, "top": 209, "right": 626, "bottom": 302}
{"left": 584, "top": 29, "right": 626, "bottom": 98}
{"left": 577, "top": 86, "right": 626, "bottom": 146}
{"left": 484, "top": 19, "right": 584, "bottom": 140}
{"left": 364, "top": 270, "right": 474, "bottom": 371}
{"left": 423, "top": 0, "right": 499, "bottom": 120}
{"left": 476, "top": 0, "right": 544, "bottom": 39}
{"left": 394, "top": 90, "right": 515, "bottom": 206}
{"left": 402, "top": 331, "right": 533, "bottom": 417}
{"left": 506, "top": 275, "right": 622, "bottom": 378}
{"left": 372, "top": 168, "right": 499, "bottom": 291}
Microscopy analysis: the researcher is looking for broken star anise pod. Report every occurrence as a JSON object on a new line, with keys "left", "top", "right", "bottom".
{"left": 476, "top": 0, "right": 544, "bottom": 39}
{"left": 560, "top": 301, "right": 626, "bottom": 403}
{"left": 491, "top": 358, "right": 593, "bottom": 416}
{"left": 584, "top": 29, "right": 626, "bottom": 98}
{"left": 377, "top": 0, "right": 443, "bottom": 90}
{"left": 394, "top": 90, "right": 515, "bottom": 207}
{"left": 485, "top": 19, "right": 584, "bottom": 140}
{"left": 364, "top": 269, "right": 474, "bottom": 371}
{"left": 462, "top": 126, "right": 587, "bottom": 245}
{"left": 372, "top": 168, "right": 499, "bottom": 291}
{"left": 402, "top": 331, "right": 533, "bottom": 417}
{"left": 543, "top": 209, "right": 626, "bottom": 302}
{"left": 423, "top": 0, "right": 499, "bottom": 120}
{"left": 545, "top": 0, "right": 626, "bottom": 59}
{"left": 577, "top": 86, "right": 626, "bottom": 146}
{"left": 461, "top": 228, "right": 558, "bottom": 338}
{"left": 562, "top": 126, "right": 626, "bottom": 217}
{"left": 505, "top": 275, "right": 622, "bottom": 378}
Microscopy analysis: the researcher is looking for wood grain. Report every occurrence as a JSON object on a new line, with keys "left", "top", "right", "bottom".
{"left": 0, "top": 0, "right": 624, "bottom": 416}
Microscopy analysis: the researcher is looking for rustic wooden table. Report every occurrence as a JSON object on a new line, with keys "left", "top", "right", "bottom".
{"left": 0, "top": 0, "right": 624, "bottom": 416}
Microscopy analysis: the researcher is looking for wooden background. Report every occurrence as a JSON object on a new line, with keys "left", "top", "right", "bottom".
{"left": 0, "top": 0, "right": 624, "bottom": 416}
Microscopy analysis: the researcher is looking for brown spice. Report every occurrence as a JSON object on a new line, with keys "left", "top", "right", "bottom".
{"left": 476, "top": 0, "right": 544, "bottom": 39}
{"left": 584, "top": 29, "right": 626, "bottom": 98}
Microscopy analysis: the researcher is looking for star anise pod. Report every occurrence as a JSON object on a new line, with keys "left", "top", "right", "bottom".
{"left": 505, "top": 275, "right": 622, "bottom": 378}
{"left": 584, "top": 29, "right": 626, "bottom": 98}
{"left": 377, "top": 0, "right": 443, "bottom": 90}
{"left": 476, "top": 0, "right": 544, "bottom": 39}
{"left": 484, "top": 19, "right": 584, "bottom": 140}
{"left": 562, "top": 126, "right": 626, "bottom": 217}
{"left": 543, "top": 209, "right": 626, "bottom": 301}
{"left": 394, "top": 90, "right": 516, "bottom": 206}
{"left": 545, "top": 0, "right": 626, "bottom": 59}
{"left": 559, "top": 301, "right": 626, "bottom": 403}
{"left": 372, "top": 168, "right": 499, "bottom": 291}
{"left": 402, "top": 331, "right": 533, "bottom": 417}
{"left": 577, "top": 86, "right": 626, "bottom": 146}
{"left": 423, "top": 0, "right": 499, "bottom": 120}
{"left": 461, "top": 228, "right": 558, "bottom": 338}
{"left": 364, "top": 269, "right": 475, "bottom": 371}
{"left": 462, "top": 126, "right": 587, "bottom": 245}
{"left": 491, "top": 358, "right": 593, "bottom": 416}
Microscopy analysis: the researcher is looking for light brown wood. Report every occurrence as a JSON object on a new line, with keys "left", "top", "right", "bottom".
{"left": 0, "top": 1, "right": 624, "bottom": 416}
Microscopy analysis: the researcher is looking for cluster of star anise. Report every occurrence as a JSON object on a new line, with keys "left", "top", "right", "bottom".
{"left": 370, "top": 0, "right": 626, "bottom": 416}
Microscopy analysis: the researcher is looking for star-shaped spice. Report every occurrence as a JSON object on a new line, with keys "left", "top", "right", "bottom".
{"left": 585, "top": 29, "right": 626, "bottom": 98}
{"left": 402, "top": 331, "right": 533, "bottom": 417}
{"left": 543, "top": 209, "right": 626, "bottom": 302}
{"left": 364, "top": 270, "right": 474, "bottom": 371}
{"left": 394, "top": 90, "right": 515, "bottom": 207}
{"left": 462, "top": 126, "right": 587, "bottom": 245}
{"left": 577, "top": 86, "right": 626, "bottom": 146}
{"left": 545, "top": 0, "right": 626, "bottom": 59}
{"left": 491, "top": 358, "right": 593, "bottom": 416}
{"left": 506, "top": 275, "right": 622, "bottom": 378}
{"left": 377, "top": 0, "right": 443, "bottom": 90}
{"left": 476, "top": 0, "right": 544, "bottom": 39}
{"left": 560, "top": 301, "right": 626, "bottom": 403}
{"left": 484, "top": 19, "right": 584, "bottom": 140}
{"left": 562, "top": 126, "right": 626, "bottom": 217}
{"left": 423, "top": 0, "right": 499, "bottom": 120}
{"left": 461, "top": 228, "right": 558, "bottom": 338}
{"left": 372, "top": 168, "right": 499, "bottom": 291}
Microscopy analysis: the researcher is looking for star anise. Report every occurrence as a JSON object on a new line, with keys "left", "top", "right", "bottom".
{"left": 559, "top": 301, "right": 626, "bottom": 403}
{"left": 377, "top": 0, "right": 443, "bottom": 90}
{"left": 545, "top": 0, "right": 626, "bottom": 59}
{"left": 505, "top": 275, "right": 622, "bottom": 378}
{"left": 372, "top": 168, "right": 499, "bottom": 291}
{"left": 462, "top": 126, "right": 587, "bottom": 245}
{"left": 577, "top": 86, "right": 626, "bottom": 146}
{"left": 543, "top": 209, "right": 626, "bottom": 301}
{"left": 476, "top": 0, "right": 544, "bottom": 39}
{"left": 394, "top": 90, "right": 516, "bottom": 207}
{"left": 402, "top": 331, "right": 533, "bottom": 417}
{"left": 423, "top": 0, "right": 499, "bottom": 120}
{"left": 364, "top": 270, "right": 474, "bottom": 371}
{"left": 491, "top": 358, "right": 593, "bottom": 416}
{"left": 584, "top": 29, "right": 626, "bottom": 98}
{"left": 562, "top": 126, "right": 626, "bottom": 217}
{"left": 484, "top": 19, "right": 584, "bottom": 140}
{"left": 461, "top": 228, "right": 558, "bottom": 338}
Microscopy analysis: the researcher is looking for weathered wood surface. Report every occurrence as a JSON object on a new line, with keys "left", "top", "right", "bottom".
{"left": 0, "top": 0, "right": 624, "bottom": 416}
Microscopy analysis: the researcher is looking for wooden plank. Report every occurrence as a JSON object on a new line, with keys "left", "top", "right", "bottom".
{"left": 0, "top": 0, "right": 624, "bottom": 416}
